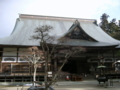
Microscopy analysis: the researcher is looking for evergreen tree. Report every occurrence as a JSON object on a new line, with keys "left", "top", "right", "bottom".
{"left": 109, "top": 19, "right": 120, "bottom": 40}
{"left": 99, "top": 13, "right": 120, "bottom": 40}
{"left": 109, "top": 18, "right": 118, "bottom": 33}
{"left": 100, "top": 13, "right": 109, "bottom": 33}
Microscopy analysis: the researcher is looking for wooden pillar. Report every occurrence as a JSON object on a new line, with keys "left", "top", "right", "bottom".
{"left": 17, "top": 47, "right": 19, "bottom": 62}
{"left": 0, "top": 48, "right": 3, "bottom": 73}
{"left": 0, "top": 61, "right": 2, "bottom": 73}
{"left": 112, "top": 49, "right": 115, "bottom": 72}
{"left": 29, "top": 63, "right": 32, "bottom": 76}
{"left": 11, "top": 64, "right": 12, "bottom": 74}
{"left": 112, "top": 49, "right": 115, "bottom": 62}
{"left": 54, "top": 59, "right": 57, "bottom": 72}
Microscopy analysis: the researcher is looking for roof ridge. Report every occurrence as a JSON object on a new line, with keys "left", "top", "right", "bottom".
{"left": 19, "top": 14, "right": 96, "bottom": 22}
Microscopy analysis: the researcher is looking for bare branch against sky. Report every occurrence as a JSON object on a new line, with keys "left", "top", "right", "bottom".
{"left": 0, "top": 0, "right": 120, "bottom": 38}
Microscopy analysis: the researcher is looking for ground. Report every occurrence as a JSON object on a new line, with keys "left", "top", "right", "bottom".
{"left": 0, "top": 80, "right": 120, "bottom": 90}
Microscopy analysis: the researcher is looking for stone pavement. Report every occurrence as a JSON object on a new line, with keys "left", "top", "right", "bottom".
{"left": 54, "top": 80, "right": 120, "bottom": 90}
{"left": 0, "top": 80, "right": 120, "bottom": 90}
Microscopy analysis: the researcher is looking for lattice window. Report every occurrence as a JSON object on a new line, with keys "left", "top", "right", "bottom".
{"left": 2, "top": 57, "right": 16, "bottom": 62}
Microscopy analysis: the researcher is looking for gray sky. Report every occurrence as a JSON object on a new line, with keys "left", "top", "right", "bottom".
{"left": 0, "top": 0, "right": 120, "bottom": 38}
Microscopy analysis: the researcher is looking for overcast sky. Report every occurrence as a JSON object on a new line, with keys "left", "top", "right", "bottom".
{"left": 0, "top": 0, "right": 120, "bottom": 38}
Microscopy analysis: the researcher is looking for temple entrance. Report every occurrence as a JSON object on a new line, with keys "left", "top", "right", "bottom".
{"left": 62, "top": 58, "right": 90, "bottom": 75}
{"left": 62, "top": 60, "right": 77, "bottom": 73}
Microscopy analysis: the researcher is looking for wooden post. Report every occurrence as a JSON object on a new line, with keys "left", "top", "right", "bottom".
{"left": 17, "top": 48, "right": 19, "bottom": 62}
{"left": 11, "top": 64, "right": 12, "bottom": 74}
{"left": 5, "top": 73, "right": 6, "bottom": 82}
{"left": 0, "top": 61, "right": 3, "bottom": 73}
{"left": 54, "top": 59, "right": 57, "bottom": 72}
{"left": 0, "top": 48, "right": 3, "bottom": 73}
{"left": 14, "top": 73, "right": 15, "bottom": 82}
{"left": 22, "top": 73, "right": 23, "bottom": 82}
{"left": 112, "top": 49, "right": 115, "bottom": 62}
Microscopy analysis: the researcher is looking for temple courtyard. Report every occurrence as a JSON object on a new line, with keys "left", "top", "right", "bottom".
{"left": 0, "top": 80, "right": 120, "bottom": 90}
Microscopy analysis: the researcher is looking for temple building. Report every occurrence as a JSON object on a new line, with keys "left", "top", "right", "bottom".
{"left": 0, "top": 14, "right": 120, "bottom": 82}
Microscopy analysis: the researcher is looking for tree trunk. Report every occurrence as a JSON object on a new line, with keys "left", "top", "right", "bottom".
{"left": 45, "top": 55, "right": 51, "bottom": 90}
{"left": 47, "top": 59, "right": 67, "bottom": 88}
{"left": 33, "top": 65, "right": 37, "bottom": 86}
{"left": 45, "top": 58, "right": 48, "bottom": 90}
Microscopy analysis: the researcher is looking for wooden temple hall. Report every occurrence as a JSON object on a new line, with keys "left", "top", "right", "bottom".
{"left": 0, "top": 14, "right": 120, "bottom": 82}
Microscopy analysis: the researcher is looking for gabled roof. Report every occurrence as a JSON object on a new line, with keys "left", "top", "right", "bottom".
{"left": 59, "top": 20, "right": 120, "bottom": 47}
{"left": 60, "top": 20, "right": 97, "bottom": 41}
{"left": 0, "top": 14, "right": 120, "bottom": 47}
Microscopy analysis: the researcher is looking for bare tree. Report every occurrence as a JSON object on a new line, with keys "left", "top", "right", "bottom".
{"left": 21, "top": 46, "right": 45, "bottom": 86}
{"left": 47, "top": 46, "right": 86, "bottom": 89}
{"left": 30, "top": 25, "right": 86, "bottom": 90}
